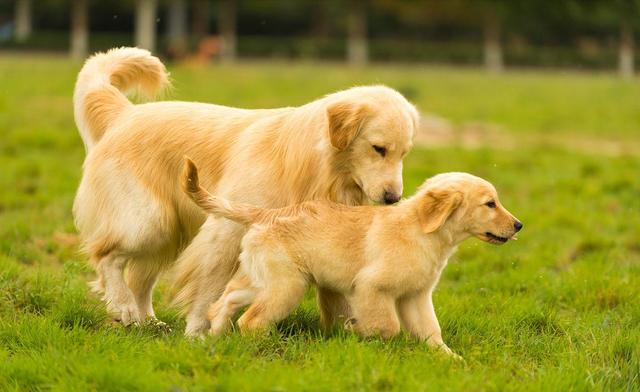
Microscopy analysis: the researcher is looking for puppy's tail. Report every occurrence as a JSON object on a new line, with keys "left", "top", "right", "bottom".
{"left": 183, "top": 158, "right": 265, "bottom": 225}
{"left": 73, "top": 47, "right": 169, "bottom": 151}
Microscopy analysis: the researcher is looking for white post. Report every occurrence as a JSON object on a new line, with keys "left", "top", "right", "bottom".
{"left": 619, "top": 21, "right": 634, "bottom": 79}
{"left": 192, "top": 0, "right": 210, "bottom": 38}
{"left": 219, "top": 0, "right": 237, "bottom": 63}
{"left": 70, "top": 0, "right": 89, "bottom": 60}
{"left": 484, "top": 11, "right": 503, "bottom": 74}
{"left": 135, "top": 0, "right": 158, "bottom": 51}
{"left": 15, "top": 0, "right": 32, "bottom": 42}
{"left": 167, "top": 0, "right": 188, "bottom": 57}
{"left": 347, "top": 0, "right": 368, "bottom": 66}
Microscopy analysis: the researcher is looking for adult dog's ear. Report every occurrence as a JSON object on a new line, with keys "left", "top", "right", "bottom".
{"left": 417, "top": 187, "right": 462, "bottom": 234}
{"left": 326, "top": 101, "right": 370, "bottom": 150}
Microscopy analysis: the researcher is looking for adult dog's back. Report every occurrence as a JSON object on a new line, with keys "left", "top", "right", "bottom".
{"left": 72, "top": 47, "right": 419, "bottom": 332}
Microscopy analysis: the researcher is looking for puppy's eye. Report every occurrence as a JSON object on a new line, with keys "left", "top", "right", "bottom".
{"left": 372, "top": 145, "right": 386, "bottom": 157}
{"left": 485, "top": 201, "right": 496, "bottom": 209}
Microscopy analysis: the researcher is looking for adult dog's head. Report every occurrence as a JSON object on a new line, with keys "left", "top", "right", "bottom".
{"left": 325, "top": 86, "right": 418, "bottom": 205}
{"left": 415, "top": 173, "right": 523, "bottom": 245}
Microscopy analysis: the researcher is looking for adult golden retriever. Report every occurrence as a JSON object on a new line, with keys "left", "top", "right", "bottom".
{"left": 183, "top": 159, "right": 522, "bottom": 357}
{"left": 72, "top": 47, "right": 419, "bottom": 335}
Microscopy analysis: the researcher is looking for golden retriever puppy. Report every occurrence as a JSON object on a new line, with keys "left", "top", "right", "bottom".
{"left": 182, "top": 159, "right": 522, "bottom": 356}
{"left": 72, "top": 48, "right": 418, "bottom": 332}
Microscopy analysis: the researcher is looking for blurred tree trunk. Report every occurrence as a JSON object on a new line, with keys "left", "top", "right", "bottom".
{"left": 483, "top": 10, "right": 503, "bottom": 74}
{"left": 135, "top": 0, "right": 157, "bottom": 51}
{"left": 311, "top": 1, "right": 329, "bottom": 38}
{"left": 219, "top": 0, "right": 237, "bottom": 63}
{"left": 15, "top": 0, "right": 32, "bottom": 42}
{"left": 347, "top": 0, "right": 368, "bottom": 66}
{"left": 192, "top": 0, "right": 210, "bottom": 39}
{"left": 619, "top": 21, "right": 634, "bottom": 79}
{"left": 166, "top": 0, "right": 187, "bottom": 58}
{"left": 70, "top": 0, "right": 89, "bottom": 60}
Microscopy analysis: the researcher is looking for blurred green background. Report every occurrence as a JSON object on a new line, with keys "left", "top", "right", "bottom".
{"left": 3, "top": 0, "right": 640, "bottom": 73}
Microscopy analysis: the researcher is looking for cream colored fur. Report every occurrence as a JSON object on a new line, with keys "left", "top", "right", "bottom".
{"left": 183, "top": 159, "right": 522, "bottom": 357}
{"left": 72, "top": 47, "right": 418, "bottom": 331}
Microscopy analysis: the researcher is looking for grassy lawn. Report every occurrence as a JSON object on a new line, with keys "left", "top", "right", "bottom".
{"left": 0, "top": 55, "right": 639, "bottom": 390}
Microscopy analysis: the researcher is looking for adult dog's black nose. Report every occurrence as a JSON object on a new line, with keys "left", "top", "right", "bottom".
{"left": 383, "top": 191, "right": 400, "bottom": 205}
{"left": 514, "top": 221, "right": 523, "bottom": 232}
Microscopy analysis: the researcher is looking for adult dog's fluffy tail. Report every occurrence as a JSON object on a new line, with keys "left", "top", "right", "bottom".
{"left": 183, "top": 158, "right": 265, "bottom": 225}
{"left": 73, "top": 47, "right": 169, "bottom": 151}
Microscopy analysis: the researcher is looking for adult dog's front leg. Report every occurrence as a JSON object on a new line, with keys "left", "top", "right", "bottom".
{"left": 317, "top": 287, "right": 352, "bottom": 329}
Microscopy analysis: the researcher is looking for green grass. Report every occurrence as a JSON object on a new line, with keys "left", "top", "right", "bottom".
{"left": 1, "top": 55, "right": 639, "bottom": 390}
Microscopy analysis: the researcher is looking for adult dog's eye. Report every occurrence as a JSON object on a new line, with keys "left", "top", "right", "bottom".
{"left": 485, "top": 201, "right": 496, "bottom": 208}
{"left": 372, "top": 145, "right": 386, "bottom": 157}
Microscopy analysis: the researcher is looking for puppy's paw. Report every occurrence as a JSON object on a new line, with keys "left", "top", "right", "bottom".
{"left": 438, "top": 344, "right": 464, "bottom": 362}
{"left": 209, "top": 316, "right": 233, "bottom": 337}
{"left": 185, "top": 322, "right": 209, "bottom": 339}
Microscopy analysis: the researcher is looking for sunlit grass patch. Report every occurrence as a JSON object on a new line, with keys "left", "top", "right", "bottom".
{"left": 0, "top": 56, "right": 638, "bottom": 390}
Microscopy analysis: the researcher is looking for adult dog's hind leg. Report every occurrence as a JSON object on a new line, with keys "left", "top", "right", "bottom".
{"left": 127, "top": 261, "right": 163, "bottom": 321}
{"left": 88, "top": 269, "right": 105, "bottom": 296}
{"left": 97, "top": 254, "right": 140, "bottom": 325}
{"left": 175, "top": 218, "right": 245, "bottom": 337}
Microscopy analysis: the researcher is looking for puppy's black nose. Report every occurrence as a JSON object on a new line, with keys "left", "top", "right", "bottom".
{"left": 383, "top": 191, "right": 400, "bottom": 205}
{"left": 514, "top": 221, "right": 523, "bottom": 232}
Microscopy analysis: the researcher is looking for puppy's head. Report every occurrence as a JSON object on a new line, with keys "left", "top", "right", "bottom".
{"left": 416, "top": 173, "right": 522, "bottom": 245}
{"left": 326, "top": 86, "right": 418, "bottom": 205}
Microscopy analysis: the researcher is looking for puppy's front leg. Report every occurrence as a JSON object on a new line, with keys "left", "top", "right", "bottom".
{"left": 398, "top": 291, "right": 460, "bottom": 359}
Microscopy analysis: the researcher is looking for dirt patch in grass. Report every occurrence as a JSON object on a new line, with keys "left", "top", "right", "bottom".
{"left": 417, "top": 114, "right": 640, "bottom": 157}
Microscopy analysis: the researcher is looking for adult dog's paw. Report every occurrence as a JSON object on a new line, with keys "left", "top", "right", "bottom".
{"left": 107, "top": 301, "right": 141, "bottom": 326}
{"left": 145, "top": 318, "right": 173, "bottom": 333}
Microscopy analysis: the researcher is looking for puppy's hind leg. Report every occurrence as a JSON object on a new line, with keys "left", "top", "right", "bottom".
{"left": 236, "top": 255, "right": 308, "bottom": 334}
{"left": 97, "top": 254, "right": 141, "bottom": 325}
{"left": 208, "top": 273, "right": 257, "bottom": 336}
{"left": 349, "top": 289, "right": 400, "bottom": 339}
{"left": 237, "top": 280, "right": 307, "bottom": 334}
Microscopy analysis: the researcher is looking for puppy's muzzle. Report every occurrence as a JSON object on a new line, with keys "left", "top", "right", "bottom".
{"left": 514, "top": 220, "right": 523, "bottom": 232}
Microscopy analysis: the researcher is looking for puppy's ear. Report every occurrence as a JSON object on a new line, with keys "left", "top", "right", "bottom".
{"left": 326, "top": 101, "right": 370, "bottom": 150}
{"left": 417, "top": 188, "right": 462, "bottom": 234}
